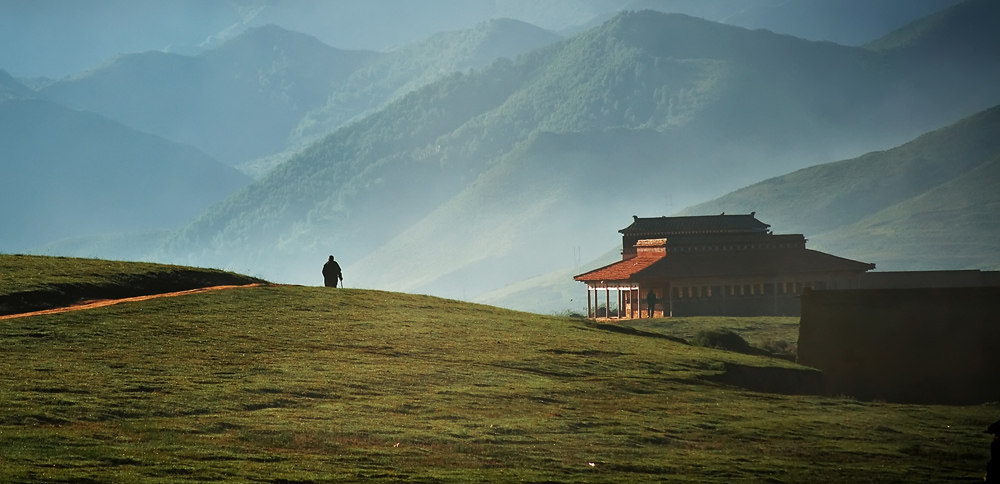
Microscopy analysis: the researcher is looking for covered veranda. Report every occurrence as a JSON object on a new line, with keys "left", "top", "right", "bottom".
{"left": 576, "top": 238, "right": 669, "bottom": 320}
{"left": 584, "top": 282, "right": 667, "bottom": 320}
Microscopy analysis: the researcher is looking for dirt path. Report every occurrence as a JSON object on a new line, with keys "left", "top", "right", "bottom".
{"left": 0, "top": 283, "right": 265, "bottom": 320}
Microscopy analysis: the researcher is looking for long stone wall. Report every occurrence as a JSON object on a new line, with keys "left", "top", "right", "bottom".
{"left": 798, "top": 287, "right": 1000, "bottom": 404}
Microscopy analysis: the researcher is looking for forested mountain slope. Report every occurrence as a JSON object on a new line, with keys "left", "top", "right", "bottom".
{"left": 0, "top": 99, "right": 249, "bottom": 251}
{"left": 157, "top": 5, "right": 1000, "bottom": 299}
{"left": 679, "top": 103, "right": 1000, "bottom": 271}
{"left": 288, "top": 19, "right": 561, "bottom": 150}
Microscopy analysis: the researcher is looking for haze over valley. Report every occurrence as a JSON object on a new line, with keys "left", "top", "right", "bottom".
{"left": 2, "top": 0, "right": 998, "bottom": 313}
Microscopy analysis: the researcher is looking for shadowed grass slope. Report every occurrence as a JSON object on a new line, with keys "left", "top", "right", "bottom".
{"left": 0, "top": 281, "right": 995, "bottom": 482}
{"left": 0, "top": 254, "right": 264, "bottom": 315}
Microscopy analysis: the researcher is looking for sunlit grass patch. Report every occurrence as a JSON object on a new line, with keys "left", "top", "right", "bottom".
{"left": 0, "top": 253, "right": 263, "bottom": 315}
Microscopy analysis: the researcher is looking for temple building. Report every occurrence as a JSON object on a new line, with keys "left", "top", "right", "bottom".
{"left": 574, "top": 213, "right": 876, "bottom": 318}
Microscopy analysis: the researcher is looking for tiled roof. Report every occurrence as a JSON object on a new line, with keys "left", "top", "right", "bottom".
{"left": 620, "top": 214, "right": 770, "bottom": 236}
{"left": 574, "top": 252, "right": 665, "bottom": 283}
{"left": 633, "top": 248, "right": 875, "bottom": 280}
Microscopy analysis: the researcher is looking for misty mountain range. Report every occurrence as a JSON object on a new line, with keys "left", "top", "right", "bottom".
{"left": 1, "top": 0, "right": 963, "bottom": 79}
{"left": 0, "top": 97, "right": 248, "bottom": 250}
{"left": 1, "top": 0, "right": 998, "bottom": 313}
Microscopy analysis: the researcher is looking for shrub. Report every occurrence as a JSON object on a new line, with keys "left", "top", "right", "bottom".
{"left": 692, "top": 329, "right": 753, "bottom": 354}
{"left": 762, "top": 339, "right": 797, "bottom": 359}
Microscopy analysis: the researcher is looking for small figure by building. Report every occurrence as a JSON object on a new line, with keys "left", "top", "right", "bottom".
{"left": 646, "top": 289, "right": 657, "bottom": 318}
{"left": 323, "top": 255, "right": 343, "bottom": 288}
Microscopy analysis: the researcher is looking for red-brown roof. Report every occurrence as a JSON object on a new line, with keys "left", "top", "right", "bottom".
{"left": 574, "top": 252, "right": 665, "bottom": 283}
{"left": 633, "top": 248, "right": 875, "bottom": 281}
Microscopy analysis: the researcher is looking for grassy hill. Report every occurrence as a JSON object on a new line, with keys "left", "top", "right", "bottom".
{"left": 0, "top": 254, "right": 263, "bottom": 315}
{"left": 0, "top": 257, "right": 993, "bottom": 482}
{"left": 814, "top": 153, "right": 1000, "bottom": 270}
{"left": 0, "top": 98, "right": 250, "bottom": 252}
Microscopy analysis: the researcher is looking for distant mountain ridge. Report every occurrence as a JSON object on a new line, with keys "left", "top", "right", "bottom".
{"left": 35, "top": 20, "right": 560, "bottom": 173}
{"left": 0, "top": 69, "right": 32, "bottom": 100}
{"left": 865, "top": 0, "right": 1000, "bottom": 55}
{"left": 39, "top": 25, "right": 373, "bottom": 165}
{"left": 156, "top": 5, "right": 1000, "bottom": 298}
{"left": 3, "top": 0, "right": 961, "bottom": 79}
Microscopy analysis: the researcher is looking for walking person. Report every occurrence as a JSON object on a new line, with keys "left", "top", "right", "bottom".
{"left": 323, "top": 255, "right": 343, "bottom": 288}
{"left": 646, "top": 289, "right": 657, "bottom": 318}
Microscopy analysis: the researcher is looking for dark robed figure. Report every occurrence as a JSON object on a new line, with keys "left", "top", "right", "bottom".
{"left": 323, "top": 255, "right": 343, "bottom": 288}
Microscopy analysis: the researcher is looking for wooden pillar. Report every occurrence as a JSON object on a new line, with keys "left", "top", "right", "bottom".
{"left": 773, "top": 278, "right": 778, "bottom": 315}
{"left": 668, "top": 282, "right": 673, "bottom": 318}
{"left": 605, "top": 288, "right": 610, "bottom": 320}
{"left": 722, "top": 283, "right": 727, "bottom": 316}
{"left": 587, "top": 286, "right": 593, "bottom": 318}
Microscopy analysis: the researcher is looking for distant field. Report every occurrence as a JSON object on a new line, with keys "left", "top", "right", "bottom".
{"left": 0, "top": 254, "right": 263, "bottom": 315}
{"left": 1, "top": 258, "right": 995, "bottom": 482}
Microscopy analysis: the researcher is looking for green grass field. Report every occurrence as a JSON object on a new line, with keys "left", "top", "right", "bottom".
{"left": 0, "top": 258, "right": 996, "bottom": 482}
{"left": 0, "top": 254, "right": 262, "bottom": 315}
